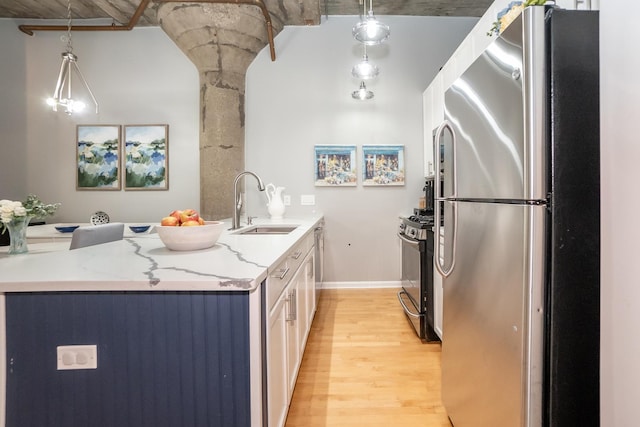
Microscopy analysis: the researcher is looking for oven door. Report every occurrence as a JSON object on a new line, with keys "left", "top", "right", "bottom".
{"left": 397, "top": 232, "right": 425, "bottom": 338}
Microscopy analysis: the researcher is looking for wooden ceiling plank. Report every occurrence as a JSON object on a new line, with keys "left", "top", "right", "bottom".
{"left": 90, "top": 0, "right": 135, "bottom": 23}
{"left": 1, "top": 0, "right": 62, "bottom": 19}
{"left": 0, "top": 0, "right": 495, "bottom": 23}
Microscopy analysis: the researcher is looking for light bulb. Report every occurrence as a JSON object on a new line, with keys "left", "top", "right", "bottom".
{"left": 352, "top": 10, "right": 390, "bottom": 45}
{"left": 351, "top": 82, "right": 374, "bottom": 100}
{"left": 352, "top": 54, "right": 379, "bottom": 80}
{"left": 366, "top": 20, "right": 378, "bottom": 39}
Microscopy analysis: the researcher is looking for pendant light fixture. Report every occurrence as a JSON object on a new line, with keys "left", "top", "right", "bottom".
{"left": 352, "top": 81, "right": 374, "bottom": 100}
{"left": 351, "top": 45, "right": 379, "bottom": 80}
{"left": 46, "top": 0, "right": 98, "bottom": 115}
{"left": 352, "top": 0, "right": 390, "bottom": 46}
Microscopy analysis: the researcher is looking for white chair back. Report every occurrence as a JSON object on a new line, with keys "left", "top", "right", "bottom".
{"left": 69, "top": 223, "right": 125, "bottom": 250}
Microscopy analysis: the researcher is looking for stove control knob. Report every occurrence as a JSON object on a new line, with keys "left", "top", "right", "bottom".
{"left": 408, "top": 228, "right": 416, "bottom": 237}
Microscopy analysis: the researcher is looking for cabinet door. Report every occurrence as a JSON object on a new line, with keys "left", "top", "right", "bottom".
{"left": 286, "top": 280, "right": 300, "bottom": 398}
{"left": 296, "top": 261, "right": 309, "bottom": 354}
{"left": 433, "top": 257, "right": 443, "bottom": 339}
{"left": 267, "top": 296, "right": 288, "bottom": 427}
{"left": 304, "top": 255, "right": 316, "bottom": 335}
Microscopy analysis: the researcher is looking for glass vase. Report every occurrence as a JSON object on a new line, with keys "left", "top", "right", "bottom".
{"left": 6, "top": 216, "right": 32, "bottom": 255}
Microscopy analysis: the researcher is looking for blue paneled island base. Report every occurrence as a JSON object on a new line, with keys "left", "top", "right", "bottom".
{"left": 6, "top": 291, "right": 252, "bottom": 427}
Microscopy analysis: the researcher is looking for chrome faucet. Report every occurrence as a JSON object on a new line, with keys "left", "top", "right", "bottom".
{"left": 232, "top": 171, "right": 266, "bottom": 230}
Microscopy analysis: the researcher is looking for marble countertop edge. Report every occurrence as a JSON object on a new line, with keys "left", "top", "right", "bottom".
{"left": 0, "top": 214, "right": 322, "bottom": 293}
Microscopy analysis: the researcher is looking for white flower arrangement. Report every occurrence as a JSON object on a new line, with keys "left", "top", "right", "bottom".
{"left": 488, "top": 0, "right": 549, "bottom": 37}
{"left": 0, "top": 195, "right": 60, "bottom": 233}
{"left": 0, "top": 200, "right": 27, "bottom": 224}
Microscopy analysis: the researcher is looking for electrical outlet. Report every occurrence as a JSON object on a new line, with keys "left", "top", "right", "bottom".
{"left": 283, "top": 195, "right": 291, "bottom": 206}
{"left": 57, "top": 345, "right": 98, "bottom": 370}
{"left": 300, "top": 195, "right": 315, "bottom": 206}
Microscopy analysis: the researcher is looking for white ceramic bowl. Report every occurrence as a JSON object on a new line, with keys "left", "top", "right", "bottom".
{"left": 156, "top": 221, "right": 225, "bottom": 251}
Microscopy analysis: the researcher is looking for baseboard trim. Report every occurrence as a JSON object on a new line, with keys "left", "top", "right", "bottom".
{"left": 321, "top": 281, "right": 402, "bottom": 289}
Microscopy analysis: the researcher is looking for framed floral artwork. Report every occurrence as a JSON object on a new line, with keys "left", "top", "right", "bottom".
{"left": 76, "top": 125, "right": 121, "bottom": 190}
{"left": 314, "top": 145, "right": 357, "bottom": 186}
{"left": 123, "top": 124, "right": 169, "bottom": 190}
{"left": 362, "top": 145, "right": 405, "bottom": 186}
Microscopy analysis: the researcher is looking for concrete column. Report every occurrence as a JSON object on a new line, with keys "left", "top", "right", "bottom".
{"left": 157, "top": 3, "right": 282, "bottom": 220}
{"left": 157, "top": 1, "right": 319, "bottom": 220}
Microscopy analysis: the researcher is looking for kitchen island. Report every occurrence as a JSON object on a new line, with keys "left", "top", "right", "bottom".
{"left": 0, "top": 214, "right": 323, "bottom": 427}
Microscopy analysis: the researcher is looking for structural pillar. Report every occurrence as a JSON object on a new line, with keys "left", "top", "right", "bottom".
{"left": 157, "top": 3, "right": 281, "bottom": 220}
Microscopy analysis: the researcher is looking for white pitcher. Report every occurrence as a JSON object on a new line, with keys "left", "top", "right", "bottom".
{"left": 265, "top": 183, "right": 286, "bottom": 219}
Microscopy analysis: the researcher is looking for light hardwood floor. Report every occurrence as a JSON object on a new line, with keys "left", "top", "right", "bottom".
{"left": 285, "top": 288, "right": 451, "bottom": 427}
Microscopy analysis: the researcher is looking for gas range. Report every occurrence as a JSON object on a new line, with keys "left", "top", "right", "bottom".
{"left": 397, "top": 208, "right": 439, "bottom": 342}
{"left": 399, "top": 209, "right": 434, "bottom": 241}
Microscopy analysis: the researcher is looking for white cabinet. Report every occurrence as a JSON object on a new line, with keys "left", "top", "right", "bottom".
{"left": 287, "top": 249, "right": 316, "bottom": 399}
{"left": 434, "top": 226, "right": 445, "bottom": 339}
{"left": 286, "top": 268, "right": 301, "bottom": 397}
{"left": 297, "top": 253, "right": 316, "bottom": 354}
{"left": 303, "top": 255, "right": 316, "bottom": 338}
{"left": 423, "top": 74, "right": 444, "bottom": 177}
{"left": 267, "top": 295, "right": 288, "bottom": 427}
{"left": 433, "top": 260, "right": 443, "bottom": 339}
{"left": 265, "top": 233, "right": 315, "bottom": 427}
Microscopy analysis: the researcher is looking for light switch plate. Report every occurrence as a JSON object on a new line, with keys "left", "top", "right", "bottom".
{"left": 300, "top": 195, "right": 315, "bottom": 206}
{"left": 57, "top": 345, "right": 98, "bottom": 370}
{"left": 283, "top": 195, "right": 291, "bottom": 206}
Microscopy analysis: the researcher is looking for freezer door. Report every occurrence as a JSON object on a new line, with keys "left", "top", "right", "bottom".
{"left": 443, "top": 7, "right": 547, "bottom": 201}
{"left": 441, "top": 201, "right": 545, "bottom": 427}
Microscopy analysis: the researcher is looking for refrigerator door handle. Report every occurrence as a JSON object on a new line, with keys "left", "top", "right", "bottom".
{"left": 434, "top": 201, "right": 457, "bottom": 278}
{"left": 434, "top": 121, "right": 457, "bottom": 278}
{"left": 434, "top": 120, "right": 457, "bottom": 200}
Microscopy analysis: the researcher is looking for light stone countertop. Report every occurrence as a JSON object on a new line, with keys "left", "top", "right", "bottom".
{"left": 0, "top": 214, "right": 323, "bottom": 293}
{"left": 25, "top": 222, "right": 160, "bottom": 242}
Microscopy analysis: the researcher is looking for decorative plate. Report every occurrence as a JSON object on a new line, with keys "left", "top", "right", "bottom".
{"left": 54, "top": 225, "right": 80, "bottom": 233}
{"left": 90, "top": 211, "right": 110, "bottom": 225}
{"left": 129, "top": 225, "right": 151, "bottom": 233}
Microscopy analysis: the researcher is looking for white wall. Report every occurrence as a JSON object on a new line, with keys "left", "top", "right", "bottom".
{"left": 245, "top": 16, "right": 477, "bottom": 283}
{"left": 0, "top": 22, "right": 28, "bottom": 200}
{"left": 600, "top": 1, "right": 640, "bottom": 425}
{"left": 0, "top": 20, "right": 199, "bottom": 223}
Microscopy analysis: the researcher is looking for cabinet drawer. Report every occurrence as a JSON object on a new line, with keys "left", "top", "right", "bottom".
{"left": 288, "top": 234, "right": 313, "bottom": 278}
{"left": 267, "top": 257, "right": 291, "bottom": 311}
{"left": 266, "top": 233, "right": 314, "bottom": 311}
{"left": 286, "top": 244, "right": 305, "bottom": 282}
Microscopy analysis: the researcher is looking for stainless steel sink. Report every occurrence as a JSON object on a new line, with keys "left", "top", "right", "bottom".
{"left": 234, "top": 225, "right": 298, "bottom": 235}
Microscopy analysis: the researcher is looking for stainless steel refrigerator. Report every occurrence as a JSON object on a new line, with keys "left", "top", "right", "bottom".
{"left": 433, "top": 7, "right": 599, "bottom": 427}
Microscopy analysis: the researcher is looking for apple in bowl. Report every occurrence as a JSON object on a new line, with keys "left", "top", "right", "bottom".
{"left": 161, "top": 209, "right": 205, "bottom": 227}
{"left": 160, "top": 216, "right": 180, "bottom": 226}
{"left": 179, "top": 209, "right": 200, "bottom": 223}
{"left": 156, "top": 209, "right": 224, "bottom": 250}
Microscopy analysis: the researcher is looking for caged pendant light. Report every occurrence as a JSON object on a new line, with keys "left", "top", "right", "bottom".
{"left": 46, "top": 0, "right": 98, "bottom": 115}
{"left": 352, "top": 0, "right": 390, "bottom": 46}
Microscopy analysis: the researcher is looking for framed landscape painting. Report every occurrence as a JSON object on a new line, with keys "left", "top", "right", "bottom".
{"left": 314, "top": 145, "right": 357, "bottom": 186}
{"left": 124, "top": 125, "right": 169, "bottom": 190}
{"left": 76, "top": 125, "right": 121, "bottom": 190}
{"left": 362, "top": 145, "right": 405, "bottom": 186}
